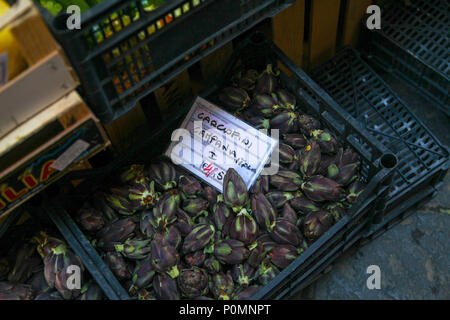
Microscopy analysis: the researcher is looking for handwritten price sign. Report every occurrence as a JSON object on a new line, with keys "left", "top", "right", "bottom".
{"left": 166, "top": 96, "right": 278, "bottom": 193}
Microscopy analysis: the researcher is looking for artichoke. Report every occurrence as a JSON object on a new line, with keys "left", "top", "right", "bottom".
{"left": 214, "top": 239, "right": 249, "bottom": 265}
{"left": 178, "top": 267, "right": 209, "bottom": 298}
{"left": 229, "top": 210, "right": 259, "bottom": 246}
{"left": 153, "top": 274, "right": 180, "bottom": 300}
{"left": 210, "top": 272, "right": 234, "bottom": 300}
{"left": 223, "top": 168, "right": 248, "bottom": 212}
{"left": 182, "top": 224, "right": 215, "bottom": 254}
{"left": 251, "top": 192, "right": 277, "bottom": 231}
{"left": 34, "top": 232, "right": 84, "bottom": 300}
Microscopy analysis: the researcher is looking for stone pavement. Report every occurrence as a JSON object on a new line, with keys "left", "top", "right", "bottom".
{"left": 299, "top": 71, "right": 450, "bottom": 300}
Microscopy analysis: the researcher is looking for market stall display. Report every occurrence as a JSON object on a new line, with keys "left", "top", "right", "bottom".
{"left": 0, "top": 0, "right": 447, "bottom": 302}
{"left": 46, "top": 33, "right": 396, "bottom": 300}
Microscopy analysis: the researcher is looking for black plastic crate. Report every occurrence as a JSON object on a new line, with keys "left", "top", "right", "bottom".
{"left": 310, "top": 47, "right": 449, "bottom": 242}
{"left": 0, "top": 203, "right": 124, "bottom": 300}
{"left": 289, "top": 182, "right": 440, "bottom": 294}
{"left": 38, "top": 0, "right": 294, "bottom": 123}
{"left": 45, "top": 202, "right": 130, "bottom": 300}
{"left": 48, "top": 33, "right": 397, "bottom": 300}
{"left": 281, "top": 183, "right": 440, "bottom": 296}
{"left": 361, "top": 0, "right": 449, "bottom": 116}
{"left": 360, "top": 183, "right": 438, "bottom": 246}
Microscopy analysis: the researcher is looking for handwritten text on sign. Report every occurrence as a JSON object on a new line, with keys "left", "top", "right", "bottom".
{"left": 165, "top": 97, "right": 278, "bottom": 192}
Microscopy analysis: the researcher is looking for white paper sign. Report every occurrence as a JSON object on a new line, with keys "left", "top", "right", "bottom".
{"left": 165, "top": 96, "right": 278, "bottom": 192}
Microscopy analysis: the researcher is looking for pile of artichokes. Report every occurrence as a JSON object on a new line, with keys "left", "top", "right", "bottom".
{"left": 0, "top": 231, "right": 101, "bottom": 300}
{"left": 73, "top": 64, "right": 366, "bottom": 300}
{"left": 1, "top": 65, "right": 366, "bottom": 301}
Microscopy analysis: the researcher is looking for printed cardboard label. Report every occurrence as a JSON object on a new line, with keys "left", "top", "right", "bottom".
{"left": 51, "top": 139, "right": 90, "bottom": 171}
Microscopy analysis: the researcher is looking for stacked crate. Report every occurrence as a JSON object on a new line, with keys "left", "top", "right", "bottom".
{"left": 0, "top": 0, "right": 109, "bottom": 223}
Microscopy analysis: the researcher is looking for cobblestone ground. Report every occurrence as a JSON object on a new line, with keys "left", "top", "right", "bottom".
{"left": 299, "top": 71, "right": 450, "bottom": 300}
